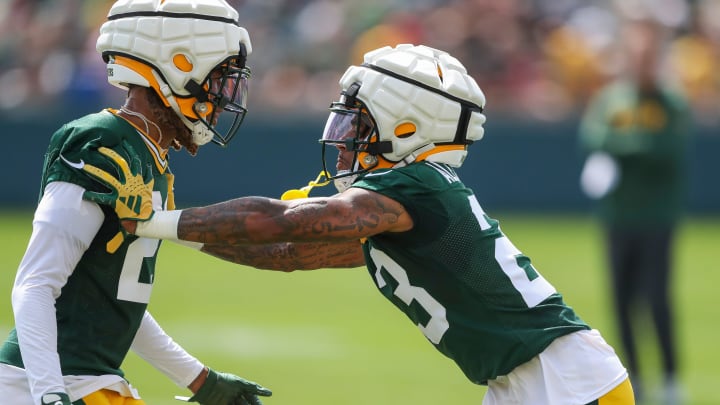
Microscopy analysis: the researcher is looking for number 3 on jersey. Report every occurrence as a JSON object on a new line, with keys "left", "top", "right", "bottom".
{"left": 368, "top": 194, "right": 556, "bottom": 345}
{"left": 370, "top": 248, "right": 449, "bottom": 344}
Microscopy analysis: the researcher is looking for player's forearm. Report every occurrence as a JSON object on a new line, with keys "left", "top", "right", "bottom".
{"left": 134, "top": 196, "right": 375, "bottom": 244}
{"left": 178, "top": 197, "right": 285, "bottom": 244}
{"left": 12, "top": 287, "right": 67, "bottom": 400}
{"left": 131, "top": 311, "right": 204, "bottom": 388}
{"left": 201, "top": 241, "right": 366, "bottom": 271}
{"left": 135, "top": 197, "right": 286, "bottom": 243}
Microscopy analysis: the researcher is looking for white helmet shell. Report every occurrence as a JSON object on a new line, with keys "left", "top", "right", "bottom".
{"left": 338, "top": 44, "right": 486, "bottom": 167}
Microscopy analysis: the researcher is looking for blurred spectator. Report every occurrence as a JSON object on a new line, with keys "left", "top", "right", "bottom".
{"left": 1, "top": 0, "right": 717, "bottom": 125}
{"left": 578, "top": 6, "right": 691, "bottom": 404}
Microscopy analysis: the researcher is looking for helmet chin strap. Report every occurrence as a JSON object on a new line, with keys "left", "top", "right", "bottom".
{"left": 154, "top": 71, "right": 214, "bottom": 146}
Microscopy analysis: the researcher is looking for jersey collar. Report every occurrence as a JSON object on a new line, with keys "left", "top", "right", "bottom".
{"left": 106, "top": 108, "right": 169, "bottom": 173}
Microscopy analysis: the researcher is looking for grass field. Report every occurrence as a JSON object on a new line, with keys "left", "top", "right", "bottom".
{"left": 1, "top": 210, "right": 718, "bottom": 405}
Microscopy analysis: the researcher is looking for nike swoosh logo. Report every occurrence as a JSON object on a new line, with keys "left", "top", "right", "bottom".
{"left": 60, "top": 154, "right": 85, "bottom": 169}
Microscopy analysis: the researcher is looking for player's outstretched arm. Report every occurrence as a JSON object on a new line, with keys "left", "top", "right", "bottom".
{"left": 82, "top": 145, "right": 412, "bottom": 249}
{"left": 200, "top": 240, "right": 366, "bottom": 271}
{"left": 169, "top": 188, "right": 411, "bottom": 245}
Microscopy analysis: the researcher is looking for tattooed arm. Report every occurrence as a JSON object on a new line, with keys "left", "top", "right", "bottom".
{"left": 131, "top": 186, "right": 412, "bottom": 249}
{"left": 200, "top": 240, "right": 366, "bottom": 272}
{"left": 176, "top": 188, "right": 412, "bottom": 244}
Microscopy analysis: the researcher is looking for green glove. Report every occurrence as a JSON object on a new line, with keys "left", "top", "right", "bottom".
{"left": 189, "top": 368, "right": 272, "bottom": 405}
{"left": 80, "top": 141, "right": 155, "bottom": 222}
{"left": 41, "top": 392, "right": 71, "bottom": 405}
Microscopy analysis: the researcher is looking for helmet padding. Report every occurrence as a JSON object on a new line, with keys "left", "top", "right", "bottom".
{"left": 338, "top": 44, "right": 486, "bottom": 167}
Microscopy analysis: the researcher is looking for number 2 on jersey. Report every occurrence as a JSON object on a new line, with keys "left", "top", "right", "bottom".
{"left": 117, "top": 237, "right": 159, "bottom": 303}
{"left": 117, "top": 191, "right": 163, "bottom": 304}
{"left": 468, "top": 194, "right": 556, "bottom": 307}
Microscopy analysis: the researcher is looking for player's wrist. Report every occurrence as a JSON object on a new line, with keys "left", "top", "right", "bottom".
{"left": 135, "top": 210, "right": 182, "bottom": 240}
{"left": 188, "top": 366, "right": 210, "bottom": 394}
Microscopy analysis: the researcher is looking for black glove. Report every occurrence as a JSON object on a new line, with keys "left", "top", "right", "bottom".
{"left": 189, "top": 368, "right": 272, "bottom": 405}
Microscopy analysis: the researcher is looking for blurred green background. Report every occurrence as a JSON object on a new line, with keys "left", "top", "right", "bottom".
{"left": 1, "top": 210, "right": 718, "bottom": 405}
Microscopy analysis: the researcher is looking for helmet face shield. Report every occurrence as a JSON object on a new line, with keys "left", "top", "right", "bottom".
{"left": 195, "top": 59, "right": 251, "bottom": 147}
{"left": 321, "top": 108, "right": 359, "bottom": 144}
{"left": 320, "top": 102, "right": 374, "bottom": 180}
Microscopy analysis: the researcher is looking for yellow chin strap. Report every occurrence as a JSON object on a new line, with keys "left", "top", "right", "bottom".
{"left": 281, "top": 171, "right": 332, "bottom": 200}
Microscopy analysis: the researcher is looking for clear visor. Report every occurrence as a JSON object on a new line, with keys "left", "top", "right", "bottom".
{"left": 321, "top": 107, "right": 372, "bottom": 143}
{"left": 322, "top": 110, "right": 356, "bottom": 143}
{"left": 320, "top": 106, "right": 373, "bottom": 179}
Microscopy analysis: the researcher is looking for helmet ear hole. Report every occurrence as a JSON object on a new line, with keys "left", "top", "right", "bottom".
{"left": 394, "top": 122, "right": 416, "bottom": 138}
{"left": 173, "top": 54, "right": 194, "bottom": 73}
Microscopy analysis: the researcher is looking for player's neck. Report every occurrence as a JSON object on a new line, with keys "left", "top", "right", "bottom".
{"left": 119, "top": 106, "right": 162, "bottom": 140}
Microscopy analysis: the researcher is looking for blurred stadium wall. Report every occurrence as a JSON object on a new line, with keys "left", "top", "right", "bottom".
{"left": 2, "top": 109, "right": 718, "bottom": 214}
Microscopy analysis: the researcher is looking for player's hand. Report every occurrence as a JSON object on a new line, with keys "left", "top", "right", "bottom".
{"left": 188, "top": 368, "right": 272, "bottom": 405}
{"left": 82, "top": 144, "right": 155, "bottom": 222}
{"left": 41, "top": 392, "right": 71, "bottom": 405}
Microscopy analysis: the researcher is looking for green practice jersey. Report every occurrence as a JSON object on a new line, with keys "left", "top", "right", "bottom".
{"left": 353, "top": 161, "right": 589, "bottom": 384}
{"left": 0, "top": 110, "right": 173, "bottom": 377}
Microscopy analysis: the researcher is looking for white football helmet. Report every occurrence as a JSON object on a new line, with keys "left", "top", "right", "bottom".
{"left": 320, "top": 44, "right": 486, "bottom": 186}
{"left": 96, "top": 0, "right": 253, "bottom": 147}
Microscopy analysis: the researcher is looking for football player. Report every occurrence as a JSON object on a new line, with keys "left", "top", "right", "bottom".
{"left": 0, "top": 1, "right": 270, "bottom": 404}
{"left": 83, "top": 44, "right": 634, "bottom": 404}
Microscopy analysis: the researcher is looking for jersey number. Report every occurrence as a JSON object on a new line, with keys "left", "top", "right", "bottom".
{"left": 368, "top": 194, "right": 556, "bottom": 345}
{"left": 117, "top": 237, "right": 159, "bottom": 304}
{"left": 370, "top": 248, "right": 449, "bottom": 344}
{"left": 469, "top": 195, "right": 556, "bottom": 307}
{"left": 117, "top": 191, "right": 164, "bottom": 304}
